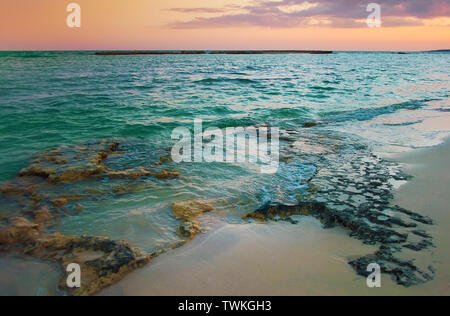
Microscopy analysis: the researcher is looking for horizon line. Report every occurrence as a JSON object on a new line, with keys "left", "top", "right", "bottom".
{"left": 1, "top": 49, "right": 449, "bottom": 53}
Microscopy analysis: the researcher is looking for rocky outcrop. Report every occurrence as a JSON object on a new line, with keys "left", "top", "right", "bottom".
{"left": 0, "top": 140, "right": 183, "bottom": 295}
{"left": 244, "top": 200, "right": 434, "bottom": 287}
{"left": 15, "top": 140, "right": 180, "bottom": 185}
{"left": 244, "top": 129, "right": 436, "bottom": 287}
{"left": 0, "top": 217, "right": 41, "bottom": 244}
{"left": 0, "top": 217, "right": 150, "bottom": 296}
{"left": 172, "top": 200, "right": 213, "bottom": 238}
{"left": 303, "top": 122, "right": 318, "bottom": 128}
{"left": 349, "top": 245, "right": 434, "bottom": 287}
{"left": 18, "top": 141, "right": 119, "bottom": 183}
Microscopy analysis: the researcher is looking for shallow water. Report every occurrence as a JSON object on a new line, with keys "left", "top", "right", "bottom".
{"left": 102, "top": 138, "right": 450, "bottom": 297}
{"left": 0, "top": 51, "right": 449, "bottom": 295}
{"left": 0, "top": 256, "right": 63, "bottom": 296}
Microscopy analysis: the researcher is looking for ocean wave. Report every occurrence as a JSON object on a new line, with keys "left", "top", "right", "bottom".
{"left": 321, "top": 99, "right": 433, "bottom": 123}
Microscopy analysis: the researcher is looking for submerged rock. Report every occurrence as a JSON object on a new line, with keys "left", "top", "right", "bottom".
{"left": 244, "top": 201, "right": 432, "bottom": 287}
{"left": 154, "top": 170, "right": 181, "bottom": 180}
{"left": 14, "top": 140, "right": 180, "bottom": 184}
{"left": 349, "top": 245, "right": 434, "bottom": 287}
{"left": 0, "top": 217, "right": 41, "bottom": 245}
{"left": 0, "top": 140, "right": 185, "bottom": 295}
{"left": 303, "top": 122, "right": 318, "bottom": 128}
{"left": 412, "top": 230, "right": 432, "bottom": 239}
{"left": 243, "top": 129, "right": 435, "bottom": 287}
{"left": 33, "top": 206, "right": 54, "bottom": 226}
{"left": 172, "top": 200, "right": 213, "bottom": 238}
{"left": 403, "top": 239, "right": 434, "bottom": 251}
{"left": 18, "top": 141, "right": 119, "bottom": 183}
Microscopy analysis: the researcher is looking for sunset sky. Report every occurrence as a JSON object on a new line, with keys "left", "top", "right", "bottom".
{"left": 0, "top": 0, "right": 449, "bottom": 51}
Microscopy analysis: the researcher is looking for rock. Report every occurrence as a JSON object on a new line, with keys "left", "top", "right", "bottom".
{"left": 0, "top": 211, "right": 8, "bottom": 221}
{"left": 0, "top": 216, "right": 150, "bottom": 296}
{"left": 33, "top": 207, "right": 53, "bottom": 226}
{"left": 18, "top": 141, "right": 119, "bottom": 183}
{"left": 412, "top": 230, "right": 432, "bottom": 239}
{"left": 26, "top": 233, "right": 150, "bottom": 296}
{"left": 160, "top": 156, "right": 171, "bottom": 163}
{"left": 0, "top": 217, "right": 41, "bottom": 245}
{"left": 178, "top": 221, "right": 202, "bottom": 238}
{"left": 172, "top": 200, "right": 213, "bottom": 221}
{"left": 51, "top": 198, "right": 68, "bottom": 207}
{"left": 403, "top": 240, "right": 434, "bottom": 251}
{"left": 349, "top": 245, "right": 434, "bottom": 287}
{"left": 0, "top": 179, "right": 38, "bottom": 197}
{"left": 243, "top": 202, "right": 337, "bottom": 228}
{"left": 74, "top": 204, "right": 84, "bottom": 213}
{"left": 154, "top": 170, "right": 180, "bottom": 180}
{"left": 393, "top": 206, "right": 433, "bottom": 225}
{"left": 172, "top": 200, "right": 213, "bottom": 238}
{"left": 244, "top": 200, "right": 431, "bottom": 286}
{"left": 303, "top": 122, "right": 318, "bottom": 128}
{"left": 0, "top": 140, "right": 190, "bottom": 295}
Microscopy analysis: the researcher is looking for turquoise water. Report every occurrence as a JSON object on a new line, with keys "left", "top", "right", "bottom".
{"left": 0, "top": 51, "right": 449, "bottom": 292}
{"left": 0, "top": 52, "right": 449, "bottom": 181}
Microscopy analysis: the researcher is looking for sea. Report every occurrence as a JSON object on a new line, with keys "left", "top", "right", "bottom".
{"left": 0, "top": 51, "right": 449, "bottom": 295}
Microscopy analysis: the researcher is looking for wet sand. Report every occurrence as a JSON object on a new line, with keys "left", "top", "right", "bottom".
{"left": 386, "top": 137, "right": 450, "bottom": 295}
{"left": 100, "top": 138, "right": 450, "bottom": 296}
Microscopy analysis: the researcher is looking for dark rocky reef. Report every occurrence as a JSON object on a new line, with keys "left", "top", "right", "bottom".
{"left": 244, "top": 201, "right": 434, "bottom": 287}
{"left": 95, "top": 50, "right": 333, "bottom": 56}
{"left": 172, "top": 200, "right": 214, "bottom": 239}
{"left": 349, "top": 245, "right": 434, "bottom": 287}
{"left": 244, "top": 129, "right": 435, "bottom": 287}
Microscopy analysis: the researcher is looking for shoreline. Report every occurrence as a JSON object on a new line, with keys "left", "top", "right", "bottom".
{"left": 0, "top": 136, "right": 447, "bottom": 296}
{"left": 100, "top": 139, "right": 450, "bottom": 296}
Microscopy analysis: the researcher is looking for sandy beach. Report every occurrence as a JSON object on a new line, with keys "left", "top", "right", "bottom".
{"left": 100, "top": 138, "right": 450, "bottom": 296}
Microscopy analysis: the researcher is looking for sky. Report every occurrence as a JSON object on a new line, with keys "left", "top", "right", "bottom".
{"left": 0, "top": 0, "right": 449, "bottom": 51}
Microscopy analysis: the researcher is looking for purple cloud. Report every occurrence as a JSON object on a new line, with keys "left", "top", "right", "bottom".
{"left": 167, "top": 8, "right": 228, "bottom": 14}
{"left": 167, "top": 0, "right": 450, "bottom": 28}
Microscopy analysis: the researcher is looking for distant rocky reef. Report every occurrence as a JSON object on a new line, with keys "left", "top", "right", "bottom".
{"left": 95, "top": 50, "right": 333, "bottom": 56}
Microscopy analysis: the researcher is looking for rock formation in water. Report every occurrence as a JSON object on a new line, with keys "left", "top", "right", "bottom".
{"left": 172, "top": 200, "right": 213, "bottom": 238}
{"left": 244, "top": 129, "right": 435, "bottom": 287}
{"left": 0, "top": 132, "right": 436, "bottom": 293}
{"left": 0, "top": 140, "right": 188, "bottom": 295}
